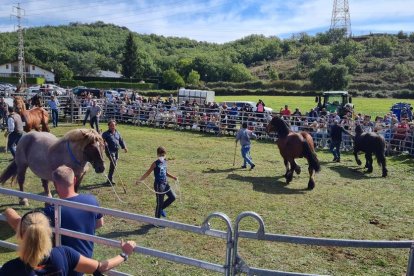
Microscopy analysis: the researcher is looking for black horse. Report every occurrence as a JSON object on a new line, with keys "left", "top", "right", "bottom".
{"left": 352, "top": 125, "right": 388, "bottom": 177}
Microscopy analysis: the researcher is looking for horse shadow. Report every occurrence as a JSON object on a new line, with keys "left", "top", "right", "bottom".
{"left": 0, "top": 221, "right": 17, "bottom": 244}
{"left": 80, "top": 182, "right": 111, "bottom": 191}
{"left": 203, "top": 167, "right": 245, "bottom": 174}
{"left": 226, "top": 174, "right": 308, "bottom": 195}
{"left": 100, "top": 224, "right": 155, "bottom": 238}
{"left": 328, "top": 164, "right": 382, "bottom": 180}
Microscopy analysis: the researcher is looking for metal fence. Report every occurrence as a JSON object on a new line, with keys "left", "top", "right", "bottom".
{"left": 0, "top": 188, "right": 413, "bottom": 275}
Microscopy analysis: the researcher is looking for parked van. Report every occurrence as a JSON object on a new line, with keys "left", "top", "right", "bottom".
{"left": 220, "top": 101, "right": 273, "bottom": 113}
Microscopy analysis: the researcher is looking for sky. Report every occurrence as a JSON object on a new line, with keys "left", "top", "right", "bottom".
{"left": 0, "top": 0, "right": 413, "bottom": 43}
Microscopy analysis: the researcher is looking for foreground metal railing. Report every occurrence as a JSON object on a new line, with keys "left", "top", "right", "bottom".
{"left": 1, "top": 189, "right": 413, "bottom": 275}
{"left": 0, "top": 188, "right": 233, "bottom": 276}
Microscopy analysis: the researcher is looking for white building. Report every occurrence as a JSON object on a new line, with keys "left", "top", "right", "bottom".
{"left": 0, "top": 61, "right": 55, "bottom": 83}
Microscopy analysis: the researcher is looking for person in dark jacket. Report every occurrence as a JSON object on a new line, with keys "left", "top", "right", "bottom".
{"left": 102, "top": 119, "right": 128, "bottom": 184}
{"left": 329, "top": 120, "right": 347, "bottom": 162}
{"left": 6, "top": 106, "right": 24, "bottom": 158}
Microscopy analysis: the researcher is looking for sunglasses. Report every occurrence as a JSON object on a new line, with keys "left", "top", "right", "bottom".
{"left": 19, "top": 209, "right": 49, "bottom": 238}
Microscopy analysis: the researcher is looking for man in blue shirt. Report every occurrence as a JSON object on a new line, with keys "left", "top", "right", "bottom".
{"left": 3, "top": 166, "right": 104, "bottom": 276}
{"left": 102, "top": 119, "right": 128, "bottom": 184}
{"left": 236, "top": 122, "right": 257, "bottom": 169}
{"left": 48, "top": 95, "right": 60, "bottom": 127}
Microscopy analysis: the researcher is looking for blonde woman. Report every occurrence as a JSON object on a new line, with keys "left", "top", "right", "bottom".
{"left": 0, "top": 210, "right": 136, "bottom": 276}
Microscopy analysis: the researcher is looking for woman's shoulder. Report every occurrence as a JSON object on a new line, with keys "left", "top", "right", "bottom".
{"left": 0, "top": 258, "right": 34, "bottom": 275}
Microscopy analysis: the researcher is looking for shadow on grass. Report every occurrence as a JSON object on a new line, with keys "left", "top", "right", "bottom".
{"left": 327, "top": 164, "right": 384, "bottom": 180}
{"left": 202, "top": 167, "right": 245, "bottom": 173}
{"left": 227, "top": 174, "right": 308, "bottom": 195}
{"left": 80, "top": 182, "right": 111, "bottom": 191}
{"left": 101, "top": 224, "right": 155, "bottom": 238}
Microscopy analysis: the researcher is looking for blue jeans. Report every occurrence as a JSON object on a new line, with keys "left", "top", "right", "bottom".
{"left": 90, "top": 116, "right": 100, "bottom": 132}
{"left": 51, "top": 109, "right": 59, "bottom": 127}
{"left": 330, "top": 140, "right": 341, "bottom": 160}
{"left": 7, "top": 132, "right": 23, "bottom": 158}
{"left": 241, "top": 145, "right": 254, "bottom": 167}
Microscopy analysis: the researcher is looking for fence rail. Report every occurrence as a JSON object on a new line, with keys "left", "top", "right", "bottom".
{"left": 1, "top": 188, "right": 413, "bottom": 275}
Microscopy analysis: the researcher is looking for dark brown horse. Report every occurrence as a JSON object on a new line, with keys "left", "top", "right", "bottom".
{"left": 14, "top": 96, "right": 49, "bottom": 132}
{"left": 352, "top": 125, "right": 388, "bottom": 177}
{"left": 266, "top": 116, "right": 321, "bottom": 189}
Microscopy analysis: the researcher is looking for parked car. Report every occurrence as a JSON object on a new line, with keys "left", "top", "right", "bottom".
{"left": 220, "top": 101, "right": 273, "bottom": 113}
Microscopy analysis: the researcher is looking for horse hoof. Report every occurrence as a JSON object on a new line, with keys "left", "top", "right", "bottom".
{"left": 294, "top": 166, "right": 301, "bottom": 175}
{"left": 382, "top": 171, "right": 388, "bottom": 177}
{"left": 367, "top": 168, "right": 373, "bottom": 173}
{"left": 307, "top": 180, "right": 315, "bottom": 190}
{"left": 356, "top": 160, "right": 362, "bottom": 166}
{"left": 19, "top": 198, "right": 29, "bottom": 206}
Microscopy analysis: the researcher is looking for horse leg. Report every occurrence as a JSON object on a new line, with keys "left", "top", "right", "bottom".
{"left": 286, "top": 160, "right": 295, "bottom": 184}
{"left": 16, "top": 166, "right": 28, "bottom": 206}
{"left": 307, "top": 166, "right": 315, "bottom": 190}
{"left": 41, "top": 179, "right": 52, "bottom": 198}
{"left": 354, "top": 150, "right": 362, "bottom": 166}
{"left": 283, "top": 158, "right": 289, "bottom": 177}
{"left": 365, "top": 153, "right": 373, "bottom": 173}
{"left": 293, "top": 160, "right": 301, "bottom": 175}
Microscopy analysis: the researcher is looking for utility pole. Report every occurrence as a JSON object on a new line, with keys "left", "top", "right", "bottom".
{"left": 11, "top": 3, "right": 27, "bottom": 90}
{"left": 330, "top": 0, "right": 352, "bottom": 37}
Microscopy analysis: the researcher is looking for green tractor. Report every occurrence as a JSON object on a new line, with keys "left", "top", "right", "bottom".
{"left": 315, "top": 91, "right": 353, "bottom": 117}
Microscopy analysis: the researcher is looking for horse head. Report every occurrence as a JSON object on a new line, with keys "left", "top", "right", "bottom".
{"left": 266, "top": 116, "right": 290, "bottom": 137}
{"left": 355, "top": 124, "right": 364, "bottom": 136}
{"left": 81, "top": 129, "right": 106, "bottom": 174}
{"left": 13, "top": 96, "right": 26, "bottom": 114}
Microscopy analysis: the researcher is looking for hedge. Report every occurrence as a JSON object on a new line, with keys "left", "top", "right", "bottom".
{"left": 59, "top": 80, "right": 157, "bottom": 90}
{"left": 0, "top": 76, "right": 45, "bottom": 85}
{"left": 73, "top": 76, "right": 158, "bottom": 83}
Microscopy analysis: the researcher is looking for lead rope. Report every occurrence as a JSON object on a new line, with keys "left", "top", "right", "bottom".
{"left": 104, "top": 143, "right": 127, "bottom": 193}
{"left": 137, "top": 179, "right": 181, "bottom": 202}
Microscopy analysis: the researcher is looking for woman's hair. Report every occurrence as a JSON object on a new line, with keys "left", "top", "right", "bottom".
{"left": 17, "top": 211, "right": 52, "bottom": 268}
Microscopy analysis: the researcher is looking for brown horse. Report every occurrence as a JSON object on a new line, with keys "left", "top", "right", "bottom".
{"left": 14, "top": 96, "right": 49, "bottom": 132}
{"left": 266, "top": 116, "right": 321, "bottom": 190}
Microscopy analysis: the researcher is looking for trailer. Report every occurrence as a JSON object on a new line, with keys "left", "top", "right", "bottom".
{"left": 177, "top": 88, "right": 215, "bottom": 105}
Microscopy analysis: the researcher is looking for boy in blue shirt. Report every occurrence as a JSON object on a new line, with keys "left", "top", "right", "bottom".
{"left": 137, "top": 146, "right": 177, "bottom": 219}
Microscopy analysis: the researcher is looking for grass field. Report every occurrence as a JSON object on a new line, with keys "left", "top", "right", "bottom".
{"left": 0, "top": 124, "right": 414, "bottom": 275}
{"left": 216, "top": 95, "right": 414, "bottom": 117}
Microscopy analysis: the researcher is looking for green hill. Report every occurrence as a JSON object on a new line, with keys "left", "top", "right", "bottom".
{"left": 0, "top": 22, "right": 413, "bottom": 97}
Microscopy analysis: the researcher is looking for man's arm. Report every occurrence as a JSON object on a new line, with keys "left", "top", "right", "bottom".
{"left": 3, "top": 208, "right": 21, "bottom": 232}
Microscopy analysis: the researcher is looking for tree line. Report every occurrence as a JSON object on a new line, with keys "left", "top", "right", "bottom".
{"left": 0, "top": 21, "right": 413, "bottom": 92}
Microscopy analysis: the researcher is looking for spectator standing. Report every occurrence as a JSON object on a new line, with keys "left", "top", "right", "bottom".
{"left": 0, "top": 210, "right": 135, "bottom": 276}
{"left": 137, "top": 146, "right": 177, "bottom": 220}
{"left": 235, "top": 122, "right": 257, "bottom": 169}
{"left": 4, "top": 166, "right": 104, "bottom": 263}
{"left": 82, "top": 95, "right": 92, "bottom": 126}
{"left": 89, "top": 99, "right": 102, "bottom": 132}
{"left": 256, "top": 99, "right": 265, "bottom": 118}
{"left": 281, "top": 105, "right": 291, "bottom": 119}
{"left": 329, "top": 120, "right": 347, "bottom": 162}
{"left": 6, "top": 106, "right": 24, "bottom": 158}
{"left": 102, "top": 119, "right": 128, "bottom": 185}
{"left": 0, "top": 97, "right": 9, "bottom": 128}
{"left": 48, "top": 95, "right": 60, "bottom": 127}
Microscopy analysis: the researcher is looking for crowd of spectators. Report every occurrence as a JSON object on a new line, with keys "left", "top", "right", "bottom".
{"left": 73, "top": 92, "right": 414, "bottom": 155}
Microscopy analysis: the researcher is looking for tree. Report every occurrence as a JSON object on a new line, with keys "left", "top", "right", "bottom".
{"left": 310, "top": 62, "right": 350, "bottom": 90}
{"left": 187, "top": 70, "right": 200, "bottom": 85}
{"left": 50, "top": 61, "right": 73, "bottom": 83}
{"left": 68, "top": 51, "right": 100, "bottom": 76}
{"left": 162, "top": 69, "right": 185, "bottom": 89}
{"left": 121, "top": 32, "right": 138, "bottom": 78}
{"left": 340, "top": 55, "right": 359, "bottom": 74}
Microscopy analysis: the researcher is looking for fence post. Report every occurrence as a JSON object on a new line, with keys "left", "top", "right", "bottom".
{"left": 54, "top": 204, "right": 62, "bottom": 246}
{"left": 407, "top": 243, "right": 414, "bottom": 276}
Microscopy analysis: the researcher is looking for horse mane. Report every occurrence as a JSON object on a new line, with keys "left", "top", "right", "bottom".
{"left": 63, "top": 129, "right": 104, "bottom": 150}
{"left": 14, "top": 96, "right": 26, "bottom": 113}
{"left": 271, "top": 116, "right": 290, "bottom": 137}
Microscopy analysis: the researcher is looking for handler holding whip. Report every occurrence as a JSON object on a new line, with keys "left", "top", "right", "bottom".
{"left": 102, "top": 119, "right": 128, "bottom": 185}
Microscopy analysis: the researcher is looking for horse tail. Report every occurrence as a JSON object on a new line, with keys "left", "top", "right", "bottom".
{"left": 0, "top": 161, "right": 18, "bottom": 184}
{"left": 302, "top": 140, "right": 321, "bottom": 172}
{"left": 375, "top": 137, "right": 387, "bottom": 166}
{"left": 41, "top": 108, "right": 50, "bottom": 132}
